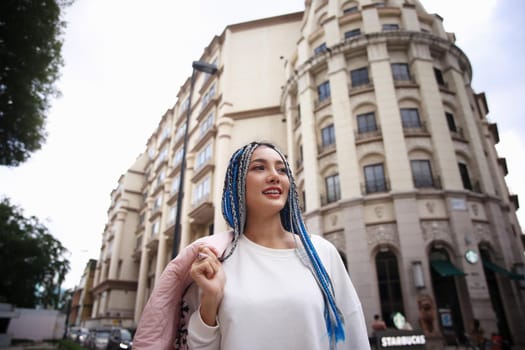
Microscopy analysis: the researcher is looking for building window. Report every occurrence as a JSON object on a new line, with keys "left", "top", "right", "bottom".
{"left": 344, "top": 29, "right": 361, "bottom": 39}
{"left": 168, "top": 206, "right": 177, "bottom": 225}
{"left": 434, "top": 68, "right": 446, "bottom": 86}
{"left": 343, "top": 6, "right": 358, "bottom": 14}
{"left": 458, "top": 162, "right": 472, "bottom": 190}
{"left": 171, "top": 175, "right": 181, "bottom": 193}
{"left": 314, "top": 43, "right": 327, "bottom": 55}
{"left": 325, "top": 174, "right": 341, "bottom": 204}
{"left": 350, "top": 67, "right": 370, "bottom": 87}
{"left": 357, "top": 112, "right": 377, "bottom": 133}
{"left": 382, "top": 24, "right": 399, "bottom": 31}
{"left": 153, "top": 194, "right": 162, "bottom": 212}
{"left": 157, "top": 146, "right": 168, "bottom": 165}
{"left": 201, "top": 84, "right": 216, "bottom": 109}
{"left": 175, "top": 122, "right": 187, "bottom": 141}
{"left": 400, "top": 108, "right": 421, "bottom": 129}
{"left": 317, "top": 81, "right": 331, "bottom": 102}
{"left": 364, "top": 163, "right": 387, "bottom": 193}
{"left": 155, "top": 170, "right": 165, "bottom": 188}
{"left": 321, "top": 124, "right": 336, "bottom": 147}
{"left": 200, "top": 112, "right": 215, "bottom": 136}
{"left": 376, "top": 251, "right": 404, "bottom": 328}
{"left": 195, "top": 143, "right": 212, "bottom": 169}
{"left": 392, "top": 63, "right": 411, "bottom": 81}
{"left": 151, "top": 220, "right": 159, "bottom": 236}
{"left": 193, "top": 176, "right": 211, "bottom": 205}
{"left": 296, "top": 145, "right": 304, "bottom": 169}
{"left": 411, "top": 160, "right": 434, "bottom": 188}
{"left": 180, "top": 97, "right": 190, "bottom": 113}
{"left": 173, "top": 148, "right": 183, "bottom": 166}
{"left": 445, "top": 112, "right": 457, "bottom": 132}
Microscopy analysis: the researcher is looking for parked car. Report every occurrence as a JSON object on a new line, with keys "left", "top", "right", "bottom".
{"left": 107, "top": 327, "right": 133, "bottom": 350}
{"left": 77, "top": 327, "right": 90, "bottom": 344}
{"left": 81, "top": 328, "right": 96, "bottom": 349}
{"left": 91, "top": 327, "right": 111, "bottom": 350}
{"left": 67, "top": 326, "right": 80, "bottom": 342}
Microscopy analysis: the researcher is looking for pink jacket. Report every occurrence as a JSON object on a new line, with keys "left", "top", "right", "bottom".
{"left": 133, "top": 231, "right": 232, "bottom": 350}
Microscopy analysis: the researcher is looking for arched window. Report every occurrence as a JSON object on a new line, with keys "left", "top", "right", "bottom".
{"left": 376, "top": 250, "right": 404, "bottom": 327}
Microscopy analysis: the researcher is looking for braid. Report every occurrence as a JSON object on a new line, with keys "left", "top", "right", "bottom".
{"left": 221, "top": 141, "right": 345, "bottom": 346}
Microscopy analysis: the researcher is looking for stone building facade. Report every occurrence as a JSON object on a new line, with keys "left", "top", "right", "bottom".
{"left": 87, "top": 0, "right": 525, "bottom": 346}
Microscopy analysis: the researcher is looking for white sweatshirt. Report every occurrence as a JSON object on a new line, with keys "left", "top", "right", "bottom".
{"left": 187, "top": 234, "right": 371, "bottom": 350}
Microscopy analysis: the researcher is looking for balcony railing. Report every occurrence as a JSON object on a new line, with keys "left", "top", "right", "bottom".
{"left": 355, "top": 126, "right": 382, "bottom": 141}
{"left": 403, "top": 121, "right": 428, "bottom": 135}
{"left": 413, "top": 175, "right": 442, "bottom": 189}
{"left": 362, "top": 178, "right": 391, "bottom": 195}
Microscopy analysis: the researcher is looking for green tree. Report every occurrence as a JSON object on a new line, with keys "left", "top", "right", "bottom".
{"left": 0, "top": 0, "right": 73, "bottom": 166}
{"left": 0, "top": 197, "right": 70, "bottom": 308}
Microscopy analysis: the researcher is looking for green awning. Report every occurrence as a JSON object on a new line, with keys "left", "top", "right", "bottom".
{"left": 430, "top": 260, "right": 467, "bottom": 277}
{"left": 483, "top": 260, "right": 525, "bottom": 280}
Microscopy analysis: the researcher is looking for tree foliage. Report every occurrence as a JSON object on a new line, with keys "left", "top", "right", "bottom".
{"left": 0, "top": 0, "right": 73, "bottom": 166}
{"left": 0, "top": 197, "right": 70, "bottom": 308}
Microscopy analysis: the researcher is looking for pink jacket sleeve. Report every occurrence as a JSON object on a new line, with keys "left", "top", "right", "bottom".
{"left": 133, "top": 231, "right": 232, "bottom": 350}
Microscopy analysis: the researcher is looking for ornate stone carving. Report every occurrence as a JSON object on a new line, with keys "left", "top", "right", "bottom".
{"left": 331, "top": 214, "right": 338, "bottom": 226}
{"left": 471, "top": 203, "right": 479, "bottom": 216}
{"left": 425, "top": 201, "right": 435, "bottom": 214}
{"left": 421, "top": 220, "right": 452, "bottom": 244}
{"left": 473, "top": 222, "right": 492, "bottom": 244}
{"left": 367, "top": 223, "right": 399, "bottom": 247}
{"left": 374, "top": 206, "right": 384, "bottom": 218}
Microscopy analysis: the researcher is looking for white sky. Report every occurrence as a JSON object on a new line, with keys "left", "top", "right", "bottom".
{"left": 0, "top": 0, "right": 523, "bottom": 290}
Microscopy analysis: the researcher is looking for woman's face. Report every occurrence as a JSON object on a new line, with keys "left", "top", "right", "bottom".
{"left": 245, "top": 146, "right": 290, "bottom": 216}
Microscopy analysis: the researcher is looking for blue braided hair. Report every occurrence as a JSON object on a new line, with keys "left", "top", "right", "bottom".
{"left": 221, "top": 141, "right": 345, "bottom": 346}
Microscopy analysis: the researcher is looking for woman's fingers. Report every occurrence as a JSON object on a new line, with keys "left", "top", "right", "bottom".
{"left": 192, "top": 246, "right": 222, "bottom": 280}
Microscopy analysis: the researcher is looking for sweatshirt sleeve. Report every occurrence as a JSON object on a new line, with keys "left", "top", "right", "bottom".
{"left": 187, "top": 306, "right": 221, "bottom": 350}
{"left": 321, "top": 237, "right": 371, "bottom": 350}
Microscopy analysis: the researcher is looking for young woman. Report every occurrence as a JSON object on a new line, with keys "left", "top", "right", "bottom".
{"left": 187, "top": 141, "right": 370, "bottom": 349}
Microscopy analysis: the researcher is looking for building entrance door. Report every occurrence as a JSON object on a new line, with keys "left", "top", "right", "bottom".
{"left": 429, "top": 248, "right": 466, "bottom": 345}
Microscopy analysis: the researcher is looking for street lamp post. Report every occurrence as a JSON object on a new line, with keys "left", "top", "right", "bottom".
{"left": 172, "top": 61, "right": 218, "bottom": 259}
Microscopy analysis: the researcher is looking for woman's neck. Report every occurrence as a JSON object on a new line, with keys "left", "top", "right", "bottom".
{"left": 244, "top": 215, "right": 294, "bottom": 249}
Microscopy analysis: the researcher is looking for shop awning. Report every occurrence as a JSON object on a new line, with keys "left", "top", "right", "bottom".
{"left": 482, "top": 260, "right": 525, "bottom": 280}
{"left": 430, "top": 260, "right": 467, "bottom": 277}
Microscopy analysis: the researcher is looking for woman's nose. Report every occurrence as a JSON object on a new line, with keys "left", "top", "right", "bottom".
{"left": 267, "top": 171, "right": 280, "bottom": 183}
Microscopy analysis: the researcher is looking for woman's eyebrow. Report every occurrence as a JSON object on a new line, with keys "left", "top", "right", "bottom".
{"left": 250, "top": 158, "right": 285, "bottom": 165}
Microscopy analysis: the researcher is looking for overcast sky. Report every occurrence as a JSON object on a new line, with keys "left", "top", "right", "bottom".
{"left": 1, "top": 0, "right": 523, "bottom": 289}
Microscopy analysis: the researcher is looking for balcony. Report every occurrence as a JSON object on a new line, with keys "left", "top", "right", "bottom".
{"left": 403, "top": 121, "right": 429, "bottom": 136}
{"left": 393, "top": 76, "right": 418, "bottom": 88}
{"left": 355, "top": 126, "right": 382, "bottom": 143}
{"left": 189, "top": 197, "right": 214, "bottom": 224}
{"left": 451, "top": 127, "right": 468, "bottom": 142}
{"left": 348, "top": 82, "right": 374, "bottom": 96}
{"left": 361, "top": 179, "right": 390, "bottom": 195}
{"left": 413, "top": 175, "right": 442, "bottom": 190}
{"left": 317, "top": 143, "right": 336, "bottom": 155}
{"left": 314, "top": 97, "right": 331, "bottom": 110}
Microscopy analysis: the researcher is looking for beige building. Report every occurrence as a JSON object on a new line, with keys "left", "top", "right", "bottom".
{"left": 88, "top": 0, "right": 525, "bottom": 347}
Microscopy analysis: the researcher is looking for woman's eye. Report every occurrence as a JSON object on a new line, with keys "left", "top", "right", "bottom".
{"left": 278, "top": 167, "right": 287, "bottom": 174}
{"left": 252, "top": 165, "right": 264, "bottom": 171}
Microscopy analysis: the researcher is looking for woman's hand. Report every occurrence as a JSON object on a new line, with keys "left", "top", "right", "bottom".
{"left": 190, "top": 246, "right": 226, "bottom": 326}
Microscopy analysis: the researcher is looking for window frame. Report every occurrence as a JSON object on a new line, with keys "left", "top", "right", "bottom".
{"left": 411, "top": 159, "right": 434, "bottom": 188}
{"left": 350, "top": 67, "right": 370, "bottom": 87}
{"left": 317, "top": 80, "right": 331, "bottom": 102}
{"left": 325, "top": 174, "right": 341, "bottom": 204}
{"left": 321, "top": 124, "right": 336, "bottom": 147}
{"left": 364, "top": 163, "right": 387, "bottom": 193}
{"left": 357, "top": 112, "right": 378, "bottom": 134}
{"left": 400, "top": 108, "right": 422, "bottom": 129}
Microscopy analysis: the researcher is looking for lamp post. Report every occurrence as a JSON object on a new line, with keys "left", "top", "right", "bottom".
{"left": 172, "top": 61, "right": 218, "bottom": 259}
